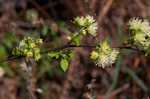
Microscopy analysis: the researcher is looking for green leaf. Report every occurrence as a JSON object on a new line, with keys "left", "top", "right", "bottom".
{"left": 61, "top": 54, "right": 67, "bottom": 58}
{"left": 48, "top": 52, "right": 59, "bottom": 59}
{"left": 73, "top": 32, "right": 79, "bottom": 37}
{"left": 69, "top": 50, "right": 75, "bottom": 57}
{"left": 60, "top": 58, "right": 69, "bottom": 72}
{"left": 74, "top": 38, "right": 80, "bottom": 46}
{"left": 145, "top": 48, "right": 150, "bottom": 56}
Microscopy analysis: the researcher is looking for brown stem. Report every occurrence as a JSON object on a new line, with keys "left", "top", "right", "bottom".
{"left": 0, "top": 44, "right": 143, "bottom": 63}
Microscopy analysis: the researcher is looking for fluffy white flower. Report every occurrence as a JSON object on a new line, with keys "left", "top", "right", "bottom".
{"left": 94, "top": 40, "right": 119, "bottom": 68}
{"left": 74, "top": 15, "right": 98, "bottom": 36}
{"left": 134, "top": 33, "right": 146, "bottom": 42}
{"left": 129, "top": 18, "right": 150, "bottom": 36}
{"left": 74, "top": 16, "right": 87, "bottom": 27}
{"left": 97, "top": 54, "right": 110, "bottom": 68}
{"left": 87, "top": 22, "right": 98, "bottom": 36}
{"left": 97, "top": 49, "right": 119, "bottom": 68}
{"left": 129, "top": 18, "right": 150, "bottom": 50}
{"left": 129, "top": 18, "right": 143, "bottom": 30}
{"left": 85, "top": 15, "right": 95, "bottom": 25}
{"left": 141, "top": 20, "right": 150, "bottom": 35}
{"left": 100, "top": 41, "right": 111, "bottom": 52}
{"left": 109, "top": 50, "right": 119, "bottom": 64}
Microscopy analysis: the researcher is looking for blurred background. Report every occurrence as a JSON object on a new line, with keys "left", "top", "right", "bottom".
{"left": 0, "top": 0, "right": 150, "bottom": 99}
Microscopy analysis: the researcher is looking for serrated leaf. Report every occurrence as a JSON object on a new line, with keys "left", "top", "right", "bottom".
{"left": 74, "top": 38, "right": 80, "bottom": 46}
{"left": 60, "top": 58, "right": 68, "bottom": 72}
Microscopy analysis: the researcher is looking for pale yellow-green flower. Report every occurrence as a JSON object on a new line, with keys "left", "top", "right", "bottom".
{"left": 129, "top": 18, "right": 143, "bottom": 30}
{"left": 129, "top": 18, "right": 150, "bottom": 50}
{"left": 82, "top": 30, "right": 87, "bottom": 35}
{"left": 97, "top": 49, "right": 119, "bottom": 68}
{"left": 129, "top": 18, "right": 150, "bottom": 36}
{"left": 87, "top": 22, "right": 98, "bottom": 36}
{"left": 34, "top": 48, "right": 40, "bottom": 53}
{"left": 134, "top": 33, "right": 146, "bottom": 42}
{"left": 67, "top": 36, "right": 72, "bottom": 41}
{"left": 93, "top": 40, "right": 119, "bottom": 68}
{"left": 30, "top": 43, "right": 36, "bottom": 48}
{"left": 13, "top": 36, "right": 43, "bottom": 61}
{"left": 24, "top": 49, "right": 28, "bottom": 55}
{"left": 74, "top": 15, "right": 98, "bottom": 36}
{"left": 85, "top": 15, "right": 95, "bottom": 25}
{"left": 97, "top": 54, "right": 110, "bottom": 68}
{"left": 26, "top": 36, "right": 33, "bottom": 40}
{"left": 109, "top": 50, "right": 119, "bottom": 65}
{"left": 74, "top": 16, "right": 86, "bottom": 26}
{"left": 37, "top": 38, "right": 43, "bottom": 44}
{"left": 27, "top": 51, "right": 33, "bottom": 57}
{"left": 35, "top": 54, "right": 41, "bottom": 61}
{"left": 100, "top": 41, "right": 111, "bottom": 53}
{"left": 90, "top": 51, "right": 99, "bottom": 60}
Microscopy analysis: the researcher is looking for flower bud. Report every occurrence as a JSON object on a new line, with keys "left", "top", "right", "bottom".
{"left": 67, "top": 36, "right": 72, "bottom": 41}
{"left": 27, "top": 51, "right": 33, "bottom": 57}
{"left": 90, "top": 51, "right": 99, "bottom": 60}
{"left": 30, "top": 43, "right": 36, "bottom": 48}
{"left": 37, "top": 38, "right": 43, "bottom": 44}
{"left": 82, "top": 30, "right": 87, "bottom": 35}
{"left": 24, "top": 49, "right": 28, "bottom": 55}
{"left": 35, "top": 54, "right": 41, "bottom": 61}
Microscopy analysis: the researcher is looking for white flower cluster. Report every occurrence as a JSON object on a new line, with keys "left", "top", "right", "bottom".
{"left": 91, "top": 40, "right": 119, "bottom": 68}
{"left": 97, "top": 49, "right": 119, "bottom": 68}
{"left": 129, "top": 18, "right": 150, "bottom": 50}
{"left": 74, "top": 15, "right": 98, "bottom": 36}
{"left": 97, "top": 41, "right": 119, "bottom": 68}
{"left": 129, "top": 18, "right": 150, "bottom": 36}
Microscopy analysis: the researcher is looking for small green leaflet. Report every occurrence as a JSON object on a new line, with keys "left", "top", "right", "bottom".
{"left": 60, "top": 58, "right": 69, "bottom": 72}
{"left": 74, "top": 38, "right": 80, "bottom": 46}
{"left": 145, "top": 47, "right": 150, "bottom": 56}
{"left": 48, "top": 52, "right": 59, "bottom": 59}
